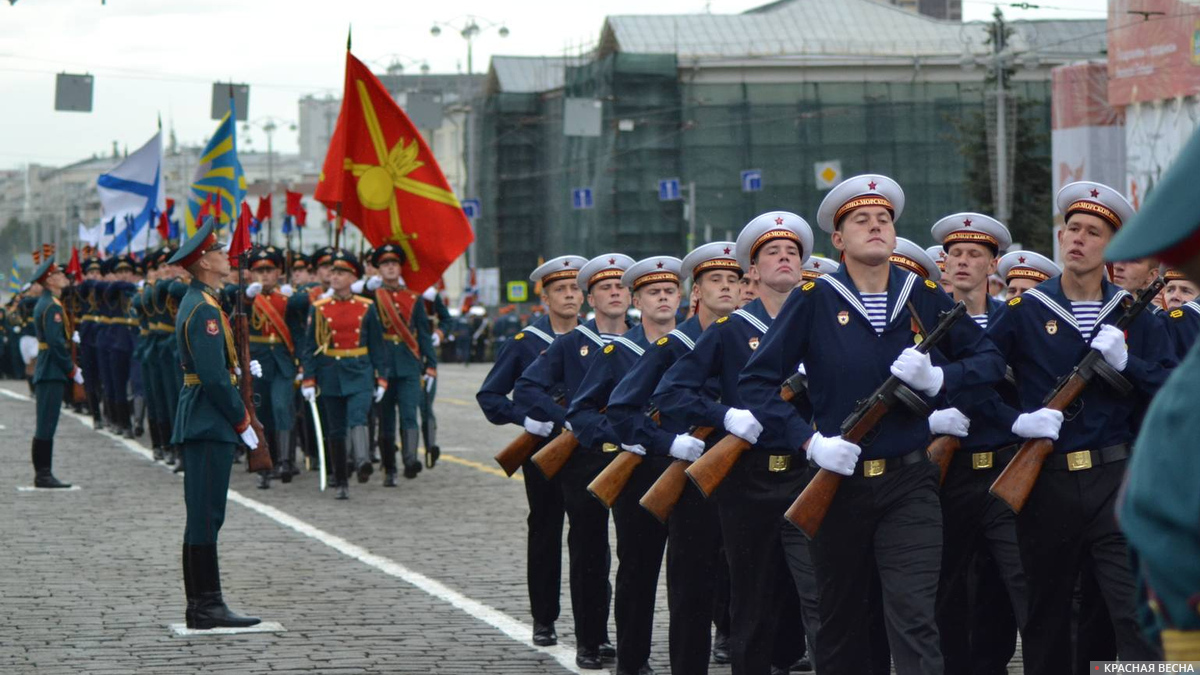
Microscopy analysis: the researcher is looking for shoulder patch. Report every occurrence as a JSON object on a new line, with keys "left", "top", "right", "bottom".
{"left": 924, "top": 279, "right": 938, "bottom": 290}
{"left": 1170, "top": 308, "right": 1184, "bottom": 319}
{"left": 352, "top": 295, "right": 373, "bottom": 305}
{"left": 716, "top": 316, "right": 729, "bottom": 324}
{"left": 656, "top": 336, "right": 669, "bottom": 346}
{"left": 603, "top": 344, "right": 615, "bottom": 354}
{"left": 514, "top": 332, "right": 525, "bottom": 341}
{"left": 801, "top": 281, "right": 816, "bottom": 292}
{"left": 1007, "top": 296, "right": 1022, "bottom": 307}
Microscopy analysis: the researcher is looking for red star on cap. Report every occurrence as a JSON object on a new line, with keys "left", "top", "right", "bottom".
{"left": 1018, "top": 256, "right": 1026, "bottom": 264}
{"left": 1090, "top": 189, "right": 1100, "bottom": 198}
{"left": 608, "top": 258, "right": 615, "bottom": 265}
{"left": 963, "top": 218, "right": 973, "bottom": 227}
{"left": 813, "top": 261, "right": 821, "bottom": 268}
{"left": 775, "top": 216, "right": 784, "bottom": 225}
{"left": 563, "top": 260, "right": 571, "bottom": 267}
{"left": 656, "top": 261, "right": 664, "bottom": 269}
{"left": 868, "top": 181, "right": 877, "bottom": 190}
{"left": 723, "top": 247, "right": 731, "bottom": 255}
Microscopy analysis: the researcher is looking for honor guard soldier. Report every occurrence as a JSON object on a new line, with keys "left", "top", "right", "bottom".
{"left": 739, "top": 176, "right": 1006, "bottom": 675}
{"left": 476, "top": 255, "right": 586, "bottom": 647}
{"left": 607, "top": 243, "right": 742, "bottom": 675}
{"left": 98, "top": 255, "right": 141, "bottom": 438}
{"left": 985, "top": 181, "right": 1172, "bottom": 672}
{"left": 136, "top": 250, "right": 166, "bottom": 457}
{"left": 1109, "top": 128, "right": 1200, "bottom": 664}
{"left": 568, "top": 255, "right": 681, "bottom": 675}
{"left": 29, "top": 256, "right": 81, "bottom": 488}
{"left": 419, "top": 284, "right": 453, "bottom": 466}
{"left": 168, "top": 219, "right": 262, "bottom": 630}
{"left": 77, "top": 256, "right": 105, "bottom": 428}
{"left": 655, "top": 213, "right": 816, "bottom": 675}
{"left": 998, "top": 250, "right": 1059, "bottom": 299}
{"left": 926, "top": 245, "right": 952, "bottom": 292}
{"left": 244, "top": 245, "right": 305, "bottom": 488}
{"left": 514, "top": 253, "right": 632, "bottom": 669}
{"left": 928, "top": 212, "right": 1029, "bottom": 674}
{"left": 371, "top": 242, "right": 438, "bottom": 485}
{"left": 300, "top": 249, "right": 389, "bottom": 499}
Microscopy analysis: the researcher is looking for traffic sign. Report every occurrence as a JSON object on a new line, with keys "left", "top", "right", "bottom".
{"left": 506, "top": 281, "right": 529, "bottom": 302}
{"left": 741, "top": 169, "right": 762, "bottom": 193}
{"left": 572, "top": 187, "right": 594, "bottom": 210}
{"left": 658, "top": 178, "right": 682, "bottom": 201}
{"left": 462, "top": 199, "right": 481, "bottom": 220}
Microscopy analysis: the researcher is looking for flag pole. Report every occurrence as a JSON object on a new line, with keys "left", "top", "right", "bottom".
{"left": 335, "top": 202, "right": 344, "bottom": 250}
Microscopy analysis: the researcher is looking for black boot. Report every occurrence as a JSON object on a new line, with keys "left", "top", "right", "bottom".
{"left": 401, "top": 428, "right": 422, "bottom": 479}
{"left": 173, "top": 446, "right": 186, "bottom": 473}
{"left": 276, "top": 430, "right": 295, "bottom": 484}
{"left": 132, "top": 395, "right": 145, "bottom": 437}
{"left": 532, "top": 622, "right": 557, "bottom": 646}
{"left": 150, "top": 420, "right": 164, "bottom": 461}
{"left": 118, "top": 398, "right": 134, "bottom": 438}
{"left": 32, "top": 438, "right": 71, "bottom": 488}
{"left": 379, "top": 436, "right": 398, "bottom": 487}
{"left": 575, "top": 646, "right": 602, "bottom": 670}
{"left": 331, "top": 437, "right": 349, "bottom": 500}
{"left": 256, "top": 470, "right": 271, "bottom": 489}
{"left": 89, "top": 389, "right": 104, "bottom": 430}
{"left": 182, "top": 544, "right": 198, "bottom": 628}
{"left": 350, "top": 426, "right": 373, "bottom": 484}
{"left": 424, "top": 418, "right": 440, "bottom": 468}
{"left": 188, "top": 543, "right": 260, "bottom": 629}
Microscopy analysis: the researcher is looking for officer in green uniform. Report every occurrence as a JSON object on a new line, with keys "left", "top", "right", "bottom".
{"left": 30, "top": 256, "right": 80, "bottom": 488}
{"left": 168, "top": 219, "right": 261, "bottom": 630}
{"left": 1109, "top": 127, "right": 1200, "bottom": 663}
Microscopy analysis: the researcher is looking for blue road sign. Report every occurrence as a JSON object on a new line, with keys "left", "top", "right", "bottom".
{"left": 658, "top": 178, "right": 681, "bottom": 201}
{"left": 741, "top": 169, "right": 762, "bottom": 193}
{"left": 462, "top": 199, "right": 481, "bottom": 220}
{"left": 572, "top": 187, "right": 594, "bottom": 210}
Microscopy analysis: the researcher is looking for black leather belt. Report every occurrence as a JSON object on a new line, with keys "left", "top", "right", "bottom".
{"left": 1044, "top": 443, "right": 1130, "bottom": 472}
{"left": 812, "top": 447, "right": 928, "bottom": 478}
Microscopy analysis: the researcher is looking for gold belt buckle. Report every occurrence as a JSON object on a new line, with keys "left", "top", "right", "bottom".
{"left": 971, "top": 452, "right": 994, "bottom": 470}
{"left": 601, "top": 443, "right": 618, "bottom": 453}
{"left": 768, "top": 455, "right": 790, "bottom": 472}
{"left": 1066, "top": 450, "right": 1093, "bottom": 471}
{"left": 862, "top": 459, "right": 886, "bottom": 478}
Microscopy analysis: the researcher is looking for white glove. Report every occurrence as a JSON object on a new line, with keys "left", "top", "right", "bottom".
{"left": 350, "top": 279, "right": 365, "bottom": 294}
{"left": 73, "top": 369, "right": 84, "bottom": 385}
{"left": 889, "top": 347, "right": 944, "bottom": 397}
{"left": 564, "top": 421, "right": 573, "bottom": 432}
{"left": 929, "top": 408, "right": 970, "bottom": 437}
{"left": 366, "top": 275, "right": 383, "bottom": 291}
{"left": 1011, "top": 408, "right": 1063, "bottom": 440}
{"left": 240, "top": 426, "right": 259, "bottom": 450}
{"left": 805, "top": 431, "right": 861, "bottom": 476}
{"left": 668, "top": 434, "right": 704, "bottom": 462}
{"left": 723, "top": 408, "right": 762, "bottom": 444}
{"left": 136, "top": 279, "right": 145, "bottom": 289}
{"left": 320, "top": 288, "right": 334, "bottom": 299}
{"left": 373, "top": 384, "right": 386, "bottom": 403}
{"left": 621, "top": 443, "right": 647, "bottom": 456}
{"left": 797, "top": 362, "right": 807, "bottom": 376}
{"left": 72, "top": 330, "right": 80, "bottom": 344}
{"left": 423, "top": 374, "right": 435, "bottom": 393}
{"left": 249, "top": 359, "right": 262, "bottom": 378}
{"left": 1090, "top": 324, "right": 1128, "bottom": 372}
{"left": 279, "top": 283, "right": 294, "bottom": 297}
{"left": 245, "top": 281, "right": 263, "bottom": 298}
{"left": 523, "top": 416, "right": 554, "bottom": 437}
{"left": 431, "top": 331, "right": 441, "bottom": 347}
{"left": 423, "top": 287, "right": 437, "bottom": 301}
{"left": 301, "top": 386, "right": 316, "bottom": 402}
{"left": 295, "top": 373, "right": 303, "bottom": 383}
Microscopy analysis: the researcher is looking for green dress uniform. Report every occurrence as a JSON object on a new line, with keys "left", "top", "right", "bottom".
{"left": 168, "top": 220, "right": 260, "bottom": 630}
{"left": 30, "top": 257, "right": 76, "bottom": 489}
{"left": 419, "top": 289, "right": 453, "bottom": 466}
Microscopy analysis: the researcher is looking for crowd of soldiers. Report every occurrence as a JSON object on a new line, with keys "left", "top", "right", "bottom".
{"left": 477, "top": 171, "right": 1200, "bottom": 675}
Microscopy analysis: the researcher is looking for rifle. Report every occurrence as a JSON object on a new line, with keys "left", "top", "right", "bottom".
{"left": 926, "top": 435, "right": 962, "bottom": 486}
{"left": 587, "top": 406, "right": 663, "bottom": 509}
{"left": 637, "top": 426, "right": 717, "bottom": 523}
{"left": 784, "top": 302, "right": 967, "bottom": 537}
{"left": 232, "top": 249, "right": 272, "bottom": 473}
{"left": 989, "top": 279, "right": 1163, "bottom": 513}
{"left": 63, "top": 287, "right": 86, "bottom": 405}
{"left": 493, "top": 392, "right": 566, "bottom": 477}
{"left": 685, "top": 369, "right": 812, "bottom": 498}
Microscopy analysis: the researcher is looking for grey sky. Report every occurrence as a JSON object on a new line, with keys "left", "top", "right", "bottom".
{"left": 0, "top": 0, "right": 1106, "bottom": 169}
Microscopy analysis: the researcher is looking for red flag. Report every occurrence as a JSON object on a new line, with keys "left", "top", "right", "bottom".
{"left": 256, "top": 194, "right": 272, "bottom": 222}
{"left": 229, "top": 202, "right": 253, "bottom": 266}
{"left": 325, "top": 207, "right": 335, "bottom": 224}
{"left": 166, "top": 197, "right": 175, "bottom": 215}
{"left": 285, "top": 190, "right": 302, "bottom": 217}
{"left": 297, "top": 207, "right": 307, "bottom": 228}
{"left": 157, "top": 211, "right": 170, "bottom": 240}
{"left": 213, "top": 192, "right": 223, "bottom": 226}
{"left": 315, "top": 49, "right": 474, "bottom": 293}
{"left": 65, "top": 247, "right": 83, "bottom": 283}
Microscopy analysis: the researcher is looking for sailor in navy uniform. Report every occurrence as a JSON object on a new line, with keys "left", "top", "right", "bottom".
{"left": 738, "top": 175, "right": 1006, "bottom": 675}
{"left": 607, "top": 242, "right": 742, "bottom": 675}
{"left": 655, "top": 212, "right": 816, "bottom": 675}
{"left": 476, "top": 255, "right": 586, "bottom": 648}
{"left": 985, "top": 181, "right": 1173, "bottom": 673}
{"left": 513, "top": 253, "right": 632, "bottom": 669}
{"left": 1162, "top": 269, "right": 1200, "bottom": 358}
{"left": 928, "top": 212, "right": 1028, "bottom": 675}
{"left": 998, "top": 250, "right": 1059, "bottom": 299}
{"left": 567, "top": 255, "right": 682, "bottom": 675}
{"left": 802, "top": 255, "right": 839, "bottom": 282}
{"left": 926, "top": 245, "right": 952, "bottom": 293}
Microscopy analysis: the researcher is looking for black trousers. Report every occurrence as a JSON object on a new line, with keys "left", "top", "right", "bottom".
{"left": 716, "top": 453, "right": 810, "bottom": 675}
{"left": 1073, "top": 563, "right": 1116, "bottom": 671}
{"left": 666, "top": 467, "right": 722, "bottom": 675}
{"left": 522, "top": 453, "right": 565, "bottom": 627}
{"left": 559, "top": 450, "right": 614, "bottom": 649}
{"left": 809, "top": 458, "right": 944, "bottom": 675}
{"left": 936, "top": 455, "right": 1027, "bottom": 675}
{"left": 1016, "top": 460, "right": 1160, "bottom": 675}
{"left": 612, "top": 454, "right": 670, "bottom": 672}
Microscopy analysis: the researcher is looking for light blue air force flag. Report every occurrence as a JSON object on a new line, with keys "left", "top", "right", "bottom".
{"left": 98, "top": 130, "right": 165, "bottom": 255}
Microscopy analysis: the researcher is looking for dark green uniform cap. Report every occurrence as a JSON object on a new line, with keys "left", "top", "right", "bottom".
{"left": 31, "top": 255, "right": 57, "bottom": 284}
{"left": 168, "top": 218, "right": 220, "bottom": 267}
{"left": 1108, "top": 127, "right": 1200, "bottom": 263}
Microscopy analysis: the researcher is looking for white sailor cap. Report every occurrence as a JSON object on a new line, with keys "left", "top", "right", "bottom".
{"left": 622, "top": 256, "right": 683, "bottom": 292}
{"left": 735, "top": 211, "right": 814, "bottom": 272}
{"left": 1056, "top": 181, "right": 1134, "bottom": 232}
{"left": 530, "top": 255, "right": 588, "bottom": 287}
{"left": 931, "top": 212, "right": 1012, "bottom": 254}
{"left": 925, "top": 246, "right": 948, "bottom": 275}
{"left": 891, "top": 237, "right": 941, "bottom": 281}
{"left": 681, "top": 242, "right": 742, "bottom": 281}
{"left": 998, "top": 250, "right": 1060, "bottom": 284}
{"left": 578, "top": 254, "right": 635, "bottom": 292}
{"left": 816, "top": 174, "right": 905, "bottom": 234}
{"left": 801, "top": 255, "right": 839, "bottom": 280}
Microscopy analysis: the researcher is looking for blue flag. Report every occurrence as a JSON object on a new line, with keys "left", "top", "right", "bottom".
{"left": 281, "top": 215, "right": 293, "bottom": 235}
{"left": 185, "top": 102, "right": 246, "bottom": 237}
{"left": 7, "top": 260, "right": 20, "bottom": 293}
{"left": 104, "top": 217, "right": 116, "bottom": 235}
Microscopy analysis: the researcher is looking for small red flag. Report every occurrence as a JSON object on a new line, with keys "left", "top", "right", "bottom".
{"left": 65, "top": 247, "right": 83, "bottom": 283}
{"left": 256, "top": 194, "right": 272, "bottom": 222}
{"left": 297, "top": 207, "right": 308, "bottom": 228}
{"left": 285, "top": 190, "right": 302, "bottom": 217}
{"left": 325, "top": 207, "right": 335, "bottom": 224}
{"left": 156, "top": 211, "right": 170, "bottom": 240}
{"left": 229, "top": 202, "right": 253, "bottom": 266}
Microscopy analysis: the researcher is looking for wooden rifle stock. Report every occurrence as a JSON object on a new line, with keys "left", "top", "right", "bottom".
{"left": 638, "top": 426, "right": 716, "bottom": 523}
{"left": 530, "top": 429, "right": 579, "bottom": 479}
{"left": 587, "top": 408, "right": 664, "bottom": 507}
{"left": 784, "top": 301, "right": 968, "bottom": 538}
{"left": 234, "top": 310, "right": 271, "bottom": 473}
{"left": 989, "top": 278, "right": 1163, "bottom": 514}
{"left": 927, "top": 435, "right": 962, "bottom": 486}
{"left": 494, "top": 395, "right": 567, "bottom": 477}
{"left": 684, "top": 371, "right": 807, "bottom": 498}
